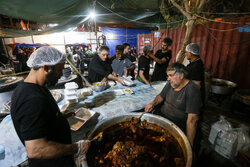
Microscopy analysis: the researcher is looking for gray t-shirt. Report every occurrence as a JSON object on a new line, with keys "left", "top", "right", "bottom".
{"left": 111, "top": 58, "right": 133, "bottom": 76}
{"left": 159, "top": 81, "right": 202, "bottom": 132}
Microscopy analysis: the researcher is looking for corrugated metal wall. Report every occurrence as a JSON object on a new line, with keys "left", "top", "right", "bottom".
{"left": 138, "top": 16, "right": 250, "bottom": 89}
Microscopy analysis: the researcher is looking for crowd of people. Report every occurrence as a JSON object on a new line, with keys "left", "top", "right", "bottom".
{"left": 65, "top": 45, "right": 93, "bottom": 74}
{"left": 10, "top": 36, "right": 205, "bottom": 166}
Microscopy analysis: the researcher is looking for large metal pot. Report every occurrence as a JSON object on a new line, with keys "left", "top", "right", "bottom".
{"left": 87, "top": 113, "right": 192, "bottom": 167}
{"left": 211, "top": 78, "right": 237, "bottom": 95}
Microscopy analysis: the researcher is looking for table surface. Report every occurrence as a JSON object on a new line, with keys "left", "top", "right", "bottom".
{"left": 0, "top": 80, "right": 166, "bottom": 166}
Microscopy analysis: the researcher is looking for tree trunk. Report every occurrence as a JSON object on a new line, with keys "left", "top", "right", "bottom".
{"left": 177, "top": 17, "right": 196, "bottom": 63}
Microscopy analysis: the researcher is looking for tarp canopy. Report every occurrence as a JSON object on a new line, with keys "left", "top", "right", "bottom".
{"left": 0, "top": 0, "right": 165, "bottom": 37}
{"left": 0, "top": 0, "right": 90, "bottom": 37}
{"left": 0, "top": 0, "right": 89, "bottom": 23}
{"left": 102, "top": 27, "right": 151, "bottom": 56}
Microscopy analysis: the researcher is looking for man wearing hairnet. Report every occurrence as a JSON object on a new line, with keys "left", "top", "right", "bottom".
{"left": 10, "top": 46, "right": 90, "bottom": 167}
{"left": 185, "top": 43, "right": 205, "bottom": 105}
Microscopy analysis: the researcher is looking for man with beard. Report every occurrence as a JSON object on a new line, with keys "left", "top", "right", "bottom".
{"left": 145, "top": 63, "right": 202, "bottom": 148}
{"left": 150, "top": 37, "right": 172, "bottom": 81}
{"left": 10, "top": 47, "right": 90, "bottom": 167}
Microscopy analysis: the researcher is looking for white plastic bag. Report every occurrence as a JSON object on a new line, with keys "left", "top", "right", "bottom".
{"left": 235, "top": 125, "right": 250, "bottom": 156}
{"left": 214, "top": 129, "right": 238, "bottom": 159}
{"left": 208, "top": 115, "right": 232, "bottom": 144}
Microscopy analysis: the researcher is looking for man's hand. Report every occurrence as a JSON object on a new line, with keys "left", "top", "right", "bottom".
{"left": 112, "top": 72, "right": 118, "bottom": 77}
{"left": 145, "top": 103, "right": 154, "bottom": 112}
{"left": 76, "top": 140, "right": 91, "bottom": 155}
{"left": 63, "top": 112, "right": 75, "bottom": 118}
{"left": 101, "top": 77, "right": 108, "bottom": 83}
{"left": 117, "top": 77, "right": 125, "bottom": 85}
{"left": 148, "top": 52, "right": 154, "bottom": 58}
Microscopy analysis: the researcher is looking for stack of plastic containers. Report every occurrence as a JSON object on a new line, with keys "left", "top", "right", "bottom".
{"left": 64, "top": 82, "right": 78, "bottom": 103}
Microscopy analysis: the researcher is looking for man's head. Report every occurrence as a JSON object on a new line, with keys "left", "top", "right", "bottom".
{"left": 44, "top": 63, "right": 64, "bottom": 87}
{"left": 27, "top": 46, "right": 65, "bottom": 86}
{"left": 167, "top": 63, "right": 188, "bottom": 89}
{"left": 143, "top": 45, "right": 153, "bottom": 57}
{"left": 115, "top": 45, "right": 124, "bottom": 60}
{"left": 122, "top": 43, "right": 130, "bottom": 54}
{"left": 162, "top": 37, "right": 172, "bottom": 51}
{"left": 98, "top": 45, "right": 110, "bottom": 62}
{"left": 185, "top": 43, "right": 200, "bottom": 61}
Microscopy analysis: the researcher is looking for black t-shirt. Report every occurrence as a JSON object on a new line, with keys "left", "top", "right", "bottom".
{"left": 159, "top": 81, "right": 202, "bottom": 132}
{"left": 11, "top": 82, "right": 75, "bottom": 167}
{"left": 138, "top": 56, "right": 150, "bottom": 80}
{"left": 151, "top": 50, "right": 172, "bottom": 81}
{"left": 125, "top": 53, "right": 136, "bottom": 62}
{"left": 186, "top": 58, "right": 205, "bottom": 103}
{"left": 88, "top": 54, "right": 113, "bottom": 83}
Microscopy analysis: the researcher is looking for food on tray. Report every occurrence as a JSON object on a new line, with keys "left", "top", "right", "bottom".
{"left": 75, "top": 108, "right": 91, "bottom": 119}
{"left": 92, "top": 82, "right": 106, "bottom": 92}
{"left": 124, "top": 88, "right": 133, "bottom": 94}
{"left": 81, "top": 88, "right": 93, "bottom": 96}
{"left": 93, "top": 83, "right": 101, "bottom": 86}
{"left": 60, "top": 103, "right": 70, "bottom": 113}
{"left": 67, "top": 117, "right": 85, "bottom": 131}
{"left": 51, "top": 91, "right": 62, "bottom": 102}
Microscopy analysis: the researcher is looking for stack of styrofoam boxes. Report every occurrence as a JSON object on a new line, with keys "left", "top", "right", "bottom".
{"left": 64, "top": 82, "right": 78, "bottom": 104}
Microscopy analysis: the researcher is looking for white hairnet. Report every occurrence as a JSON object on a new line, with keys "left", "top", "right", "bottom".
{"left": 143, "top": 45, "right": 153, "bottom": 55}
{"left": 27, "top": 46, "right": 65, "bottom": 68}
{"left": 185, "top": 43, "right": 200, "bottom": 55}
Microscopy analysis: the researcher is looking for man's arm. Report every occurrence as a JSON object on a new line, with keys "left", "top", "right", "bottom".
{"left": 107, "top": 74, "right": 125, "bottom": 84}
{"left": 186, "top": 113, "right": 199, "bottom": 147}
{"left": 25, "top": 138, "right": 78, "bottom": 159}
{"left": 139, "top": 70, "right": 150, "bottom": 85}
{"left": 127, "top": 64, "right": 135, "bottom": 71}
{"left": 148, "top": 53, "right": 167, "bottom": 64}
{"left": 145, "top": 95, "right": 164, "bottom": 112}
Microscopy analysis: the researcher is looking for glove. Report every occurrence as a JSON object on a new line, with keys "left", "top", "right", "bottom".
{"left": 76, "top": 140, "right": 90, "bottom": 155}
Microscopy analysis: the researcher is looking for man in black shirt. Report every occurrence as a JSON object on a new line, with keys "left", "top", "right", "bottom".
{"left": 185, "top": 43, "right": 205, "bottom": 104}
{"left": 150, "top": 37, "right": 172, "bottom": 81}
{"left": 145, "top": 63, "right": 202, "bottom": 147}
{"left": 11, "top": 46, "right": 90, "bottom": 167}
{"left": 88, "top": 45, "right": 125, "bottom": 84}
{"left": 136, "top": 45, "right": 152, "bottom": 86}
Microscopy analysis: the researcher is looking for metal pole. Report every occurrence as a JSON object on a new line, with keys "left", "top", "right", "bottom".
{"left": 1, "top": 38, "right": 9, "bottom": 58}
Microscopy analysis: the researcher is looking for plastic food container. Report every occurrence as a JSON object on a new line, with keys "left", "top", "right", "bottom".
{"left": 65, "top": 82, "right": 79, "bottom": 90}
{"left": 92, "top": 82, "right": 106, "bottom": 92}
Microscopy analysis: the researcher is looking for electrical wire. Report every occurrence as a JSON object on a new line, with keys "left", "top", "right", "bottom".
{"left": 97, "top": 0, "right": 184, "bottom": 25}
{"left": 203, "top": 25, "right": 248, "bottom": 32}
{"left": 195, "top": 14, "right": 244, "bottom": 25}
{"left": 200, "top": 11, "right": 250, "bottom": 15}
{"left": 200, "top": 23, "right": 250, "bottom": 45}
